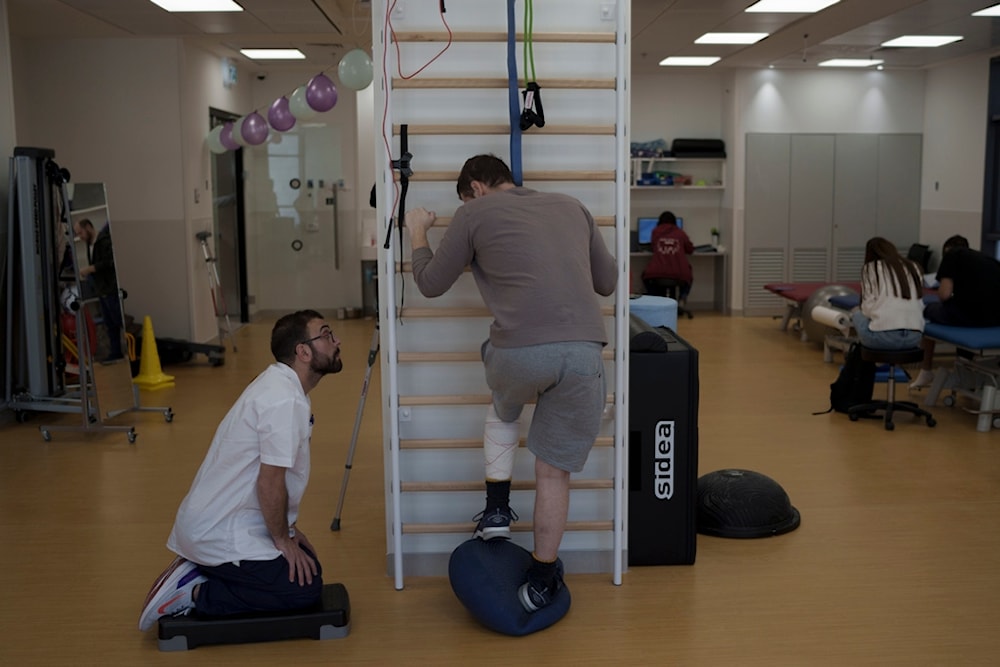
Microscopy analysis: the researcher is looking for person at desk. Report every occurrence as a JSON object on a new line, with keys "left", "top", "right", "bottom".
{"left": 641, "top": 211, "right": 694, "bottom": 316}
{"left": 911, "top": 235, "right": 1000, "bottom": 389}
{"left": 850, "top": 237, "right": 925, "bottom": 350}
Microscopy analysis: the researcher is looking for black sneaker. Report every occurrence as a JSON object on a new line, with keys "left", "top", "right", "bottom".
{"left": 472, "top": 505, "right": 518, "bottom": 540}
{"left": 517, "top": 570, "right": 564, "bottom": 613}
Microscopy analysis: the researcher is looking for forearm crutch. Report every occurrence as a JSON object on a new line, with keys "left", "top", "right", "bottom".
{"left": 330, "top": 319, "right": 380, "bottom": 530}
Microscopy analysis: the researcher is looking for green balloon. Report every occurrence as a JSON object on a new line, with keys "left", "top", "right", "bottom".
{"left": 338, "top": 49, "right": 373, "bottom": 91}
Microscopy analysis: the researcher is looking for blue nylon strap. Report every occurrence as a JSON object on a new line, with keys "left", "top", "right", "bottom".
{"left": 506, "top": 0, "right": 523, "bottom": 185}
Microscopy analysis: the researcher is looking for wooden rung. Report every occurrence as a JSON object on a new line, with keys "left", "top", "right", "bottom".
{"left": 399, "top": 307, "right": 491, "bottom": 318}
{"left": 392, "top": 78, "right": 615, "bottom": 90}
{"left": 400, "top": 394, "right": 492, "bottom": 406}
{"left": 396, "top": 350, "right": 614, "bottom": 362}
{"left": 399, "top": 306, "right": 614, "bottom": 318}
{"left": 423, "top": 215, "right": 614, "bottom": 227}
{"left": 410, "top": 170, "right": 615, "bottom": 182}
{"left": 402, "top": 520, "right": 614, "bottom": 534}
{"left": 399, "top": 394, "right": 613, "bottom": 407}
{"left": 392, "top": 31, "right": 616, "bottom": 44}
{"left": 399, "top": 436, "right": 615, "bottom": 449}
{"left": 401, "top": 479, "right": 613, "bottom": 492}
{"left": 393, "top": 124, "right": 615, "bottom": 135}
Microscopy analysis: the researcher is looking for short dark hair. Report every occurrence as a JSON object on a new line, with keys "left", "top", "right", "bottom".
{"left": 943, "top": 235, "right": 969, "bottom": 253}
{"left": 456, "top": 154, "right": 514, "bottom": 200}
{"left": 658, "top": 211, "right": 677, "bottom": 226}
{"left": 271, "top": 309, "right": 324, "bottom": 365}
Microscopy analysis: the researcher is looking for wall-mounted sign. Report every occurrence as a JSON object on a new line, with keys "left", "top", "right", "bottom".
{"left": 222, "top": 58, "right": 238, "bottom": 89}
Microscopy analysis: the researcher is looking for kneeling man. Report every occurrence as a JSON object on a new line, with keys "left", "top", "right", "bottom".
{"left": 139, "top": 310, "right": 342, "bottom": 631}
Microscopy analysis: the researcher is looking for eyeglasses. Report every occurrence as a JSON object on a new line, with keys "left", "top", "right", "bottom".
{"left": 299, "top": 329, "right": 336, "bottom": 345}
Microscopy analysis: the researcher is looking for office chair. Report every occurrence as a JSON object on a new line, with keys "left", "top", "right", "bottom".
{"left": 644, "top": 277, "right": 693, "bottom": 319}
{"left": 848, "top": 346, "right": 936, "bottom": 431}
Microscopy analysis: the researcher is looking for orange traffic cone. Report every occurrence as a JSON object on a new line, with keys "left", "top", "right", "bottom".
{"left": 133, "top": 316, "right": 175, "bottom": 391}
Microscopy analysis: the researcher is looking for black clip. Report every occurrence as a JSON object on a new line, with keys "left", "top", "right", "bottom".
{"left": 392, "top": 152, "right": 413, "bottom": 179}
{"left": 519, "top": 82, "right": 545, "bottom": 131}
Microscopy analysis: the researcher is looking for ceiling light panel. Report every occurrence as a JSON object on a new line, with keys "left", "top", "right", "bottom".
{"left": 695, "top": 33, "right": 769, "bottom": 45}
{"left": 149, "top": 0, "right": 243, "bottom": 11}
{"left": 881, "top": 35, "right": 963, "bottom": 47}
{"left": 818, "top": 58, "right": 883, "bottom": 67}
{"left": 239, "top": 48, "right": 305, "bottom": 60}
{"left": 746, "top": 0, "right": 840, "bottom": 13}
{"left": 659, "top": 56, "right": 721, "bottom": 67}
{"left": 972, "top": 4, "right": 1000, "bottom": 17}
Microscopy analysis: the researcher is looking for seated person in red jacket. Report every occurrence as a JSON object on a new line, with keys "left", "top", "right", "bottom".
{"left": 641, "top": 211, "right": 694, "bottom": 304}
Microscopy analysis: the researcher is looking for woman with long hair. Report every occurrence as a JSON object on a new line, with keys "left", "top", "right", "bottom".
{"left": 851, "top": 237, "right": 925, "bottom": 350}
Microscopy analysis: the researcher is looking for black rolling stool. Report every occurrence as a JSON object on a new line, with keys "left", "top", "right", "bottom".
{"left": 645, "top": 277, "right": 693, "bottom": 319}
{"left": 848, "top": 346, "right": 936, "bottom": 431}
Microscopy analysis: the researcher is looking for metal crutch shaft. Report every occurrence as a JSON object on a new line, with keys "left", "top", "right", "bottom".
{"left": 195, "top": 231, "right": 237, "bottom": 352}
{"left": 331, "top": 322, "right": 380, "bottom": 531}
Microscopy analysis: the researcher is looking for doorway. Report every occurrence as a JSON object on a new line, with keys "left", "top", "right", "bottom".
{"left": 209, "top": 108, "right": 248, "bottom": 324}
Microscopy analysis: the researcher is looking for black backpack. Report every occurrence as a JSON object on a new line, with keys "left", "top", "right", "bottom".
{"left": 816, "top": 343, "right": 876, "bottom": 414}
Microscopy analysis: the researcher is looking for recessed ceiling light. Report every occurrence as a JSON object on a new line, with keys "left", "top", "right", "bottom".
{"left": 746, "top": 0, "right": 840, "bottom": 13}
{"left": 881, "top": 35, "right": 963, "bottom": 48}
{"left": 818, "top": 58, "right": 883, "bottom": 68}
{"left": 695, "top": 33, "right": 769, "bottom": 45}
{"left": 149, "top": 0, "right": 243, "bottom": 11}
{"left": 659, "top": 56, "right": 721, "bottom": 67}
{"left": 973, "top": 4, "right": 1000, "bottom": 17}
{"left": 240, "top": 49, "right": 306, "bottom": 60}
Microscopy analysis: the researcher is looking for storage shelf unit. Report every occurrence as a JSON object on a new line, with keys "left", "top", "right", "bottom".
{"left": 630, "top": 157, "right": 725, "bottom": 189}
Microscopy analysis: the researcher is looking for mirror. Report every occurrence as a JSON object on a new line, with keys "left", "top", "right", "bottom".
{"left": 66, "top": 183, "right": 135, "bottom": 419}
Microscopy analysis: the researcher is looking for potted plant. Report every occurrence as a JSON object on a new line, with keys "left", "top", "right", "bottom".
{"left": 711, "top": 227, "right": 720, "bottom": 246}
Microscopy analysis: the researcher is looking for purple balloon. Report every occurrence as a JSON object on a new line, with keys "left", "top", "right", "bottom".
{"left": 268, "top": 96, "right": 296, "bottom": 132}
{"left": 305, "top": 73, "right": 338, "bottom": 112}
{"left": 241, "top": 111, "right": 269, "bottom": 146}
{"left": 220, "top": 122, "right": 240, "bottom": 151}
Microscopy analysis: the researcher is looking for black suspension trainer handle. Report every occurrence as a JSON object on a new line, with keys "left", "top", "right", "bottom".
{"left": 383, "top": 124, "right": 412, "bottom": 250}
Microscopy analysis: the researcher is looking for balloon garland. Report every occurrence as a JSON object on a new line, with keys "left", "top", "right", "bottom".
{"left": 205, "top": 49, "right": 374, "bottom": 153}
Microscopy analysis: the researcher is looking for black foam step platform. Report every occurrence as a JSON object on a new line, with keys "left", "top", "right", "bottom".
{"left": 157, "top": 582, "right": 350, "bottom": 651}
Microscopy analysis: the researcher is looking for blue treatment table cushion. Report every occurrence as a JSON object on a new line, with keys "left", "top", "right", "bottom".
{"left": 448, "top": 538, "right": 570, "bottom": 636}
{"left": 924, "top": 323, "right": 1000, "bottom": 351}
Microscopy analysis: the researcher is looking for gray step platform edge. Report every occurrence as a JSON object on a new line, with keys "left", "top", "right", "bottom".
{"left": 157, "top": 582, "right": 350, "bottom": 651}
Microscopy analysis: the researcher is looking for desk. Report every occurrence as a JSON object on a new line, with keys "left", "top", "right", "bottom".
{"left": 630, "top": 251, "right": 728, "bottom": 313}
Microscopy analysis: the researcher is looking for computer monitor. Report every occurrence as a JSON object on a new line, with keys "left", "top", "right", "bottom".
{"left": 637, "top": 216, "right": 683, "bottom": 246}
{"left": 637, "top": 217, "right": 658, "bottom": 245}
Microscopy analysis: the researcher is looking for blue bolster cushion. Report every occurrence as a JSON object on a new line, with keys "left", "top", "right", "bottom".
{"left": 448, "top": 538, "right": 570, "bottom": 636}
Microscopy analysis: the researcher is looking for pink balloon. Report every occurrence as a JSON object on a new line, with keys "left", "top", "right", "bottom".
{"left": 241, "top": 111, "right": 269, "bottom": 146}
{"left": 305, "top": 73, "right": 338, "bottom": 112}
{"left": 220, "top": 122, "right": 240, "bottom": 151}
{"left": 268, "top": 96, "right": 296, "bottom": 132}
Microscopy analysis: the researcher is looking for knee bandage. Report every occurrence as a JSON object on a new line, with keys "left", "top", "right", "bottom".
{"left": 484, "top": 404, "right": 519, "bottom": 481}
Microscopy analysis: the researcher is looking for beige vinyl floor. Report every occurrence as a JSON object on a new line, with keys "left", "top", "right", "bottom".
{"left": 1, "top": 312, "right": 998, "bottom": 666}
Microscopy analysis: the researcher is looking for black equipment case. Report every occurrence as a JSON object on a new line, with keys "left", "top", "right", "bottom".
{"left": 627, "top": 315, "right": 699, "bottom": 566}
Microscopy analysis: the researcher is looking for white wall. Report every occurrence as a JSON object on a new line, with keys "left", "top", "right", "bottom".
{"left": 1, "top": 0, "right": 16, "bottom": 418}
{"left": 921, "top": 51, "right": 996, "bottom": 258}
{"left": 11, "top": 37, "right": 193, "bottom": 339}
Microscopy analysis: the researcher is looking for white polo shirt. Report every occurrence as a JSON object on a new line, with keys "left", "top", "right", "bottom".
{"left": 167, "top": 363, "right": 312, "bottom": 566}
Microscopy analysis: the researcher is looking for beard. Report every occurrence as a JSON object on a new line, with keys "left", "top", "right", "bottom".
{"left": 310, "top": 348, "right": 343, "bottom": 376}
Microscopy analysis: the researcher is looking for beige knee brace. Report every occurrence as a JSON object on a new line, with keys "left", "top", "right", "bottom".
{"left": 484, "top": 404, "right": 520, "bottom": 481}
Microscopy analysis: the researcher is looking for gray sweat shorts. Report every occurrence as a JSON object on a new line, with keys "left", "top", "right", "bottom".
{"left": 481, "top": 340, "right": 605, "bottom": 473}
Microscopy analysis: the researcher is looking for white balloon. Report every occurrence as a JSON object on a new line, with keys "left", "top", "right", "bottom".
{"left": 206, "top": 126, "right": 227, "bottom": 154}
{"left": 231, "top": 116, "right": 249, "bottom": 146}
{"left": 289, "top": 85, "right": 318, "bottom": 120}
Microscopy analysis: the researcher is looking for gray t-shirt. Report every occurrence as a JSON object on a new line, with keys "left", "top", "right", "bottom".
{"left": 411, "top": 187, "right": 617, "bottom": 348}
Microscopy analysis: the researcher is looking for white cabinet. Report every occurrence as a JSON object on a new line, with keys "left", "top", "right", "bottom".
{"left": 630, "top": 157, "right": 725, "bottom": 189}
